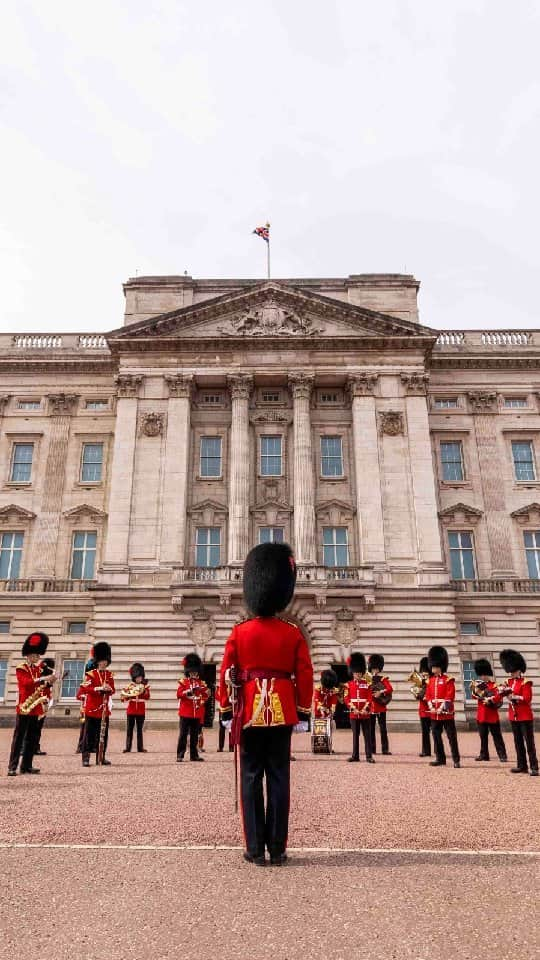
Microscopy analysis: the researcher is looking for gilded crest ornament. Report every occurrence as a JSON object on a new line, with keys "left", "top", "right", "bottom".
{"left": 218, "top": 299, "right": 324, "bottom": 337}
{"left": 140, "top": 412, "right": 165, "bottom": 437}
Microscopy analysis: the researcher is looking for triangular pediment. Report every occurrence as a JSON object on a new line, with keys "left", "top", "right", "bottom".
{"left": 63, "top": 504, "right": 108, "bottom": 521}
{"left": 439, "top": 502, "right": 483, "bottom": 525}
{"left": 108, "top": 281, "right": 435, "bottom": 347}
{"left": 0, "top": 503, "right": 36, "bottom": 522}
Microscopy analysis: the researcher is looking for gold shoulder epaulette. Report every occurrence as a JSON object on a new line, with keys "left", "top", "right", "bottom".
{"left": 522, "top": 676, "right": 532, "bottom": 685}
{"left": 314, "top": 683, "right": 322, "bottom": 692}
{"left": 16, "top": 661, "right": 30, "bottom": 672}
{"left": 447, "top": 674, "right": 454, "bottom": 681}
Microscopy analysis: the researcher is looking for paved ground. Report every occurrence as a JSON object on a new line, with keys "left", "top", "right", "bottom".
{"left": 1, "top": 727, "right": 539, "bottom": 959}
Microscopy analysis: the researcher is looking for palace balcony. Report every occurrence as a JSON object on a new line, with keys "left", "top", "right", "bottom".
{"left": 450, "top": 578, "right": 540, "bottom": 594}
{"left": 172, "top": 565, "right": 375, "bottom": 585}
{"left": 0, "top": 578, "right": 97, "bottom": 593}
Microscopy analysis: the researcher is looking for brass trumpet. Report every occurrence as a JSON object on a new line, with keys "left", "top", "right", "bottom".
{"left": 407, "top": 669, "right": 426, "bottom": 701}
{"left": 120, "top": 681, "right": 146, "bottom": 700}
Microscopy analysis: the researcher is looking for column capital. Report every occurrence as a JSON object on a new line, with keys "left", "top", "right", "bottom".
{"left": 115, "top": 374, "right": 143, "bottom": 399}
{"left": 227, "top": 373, "right": 253, "bottom": 401}
{"left": 467, "top": 390, "right": 498, "bottom": 414}
{"left": 288, "top": 372, "right": 314, "bottom": 401}
{"left": 165, "top": 374, "right": 193, "bottom": 399}
{"left": 47, "top": 393, "right": 80, "bottom": 416}
{"left": 400, "top": 372, "right": 429, "bottom": 396}
{"left": 347, "top": 373, "right": 379, "bottom": 399}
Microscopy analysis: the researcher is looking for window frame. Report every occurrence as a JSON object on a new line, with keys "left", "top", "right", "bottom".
{"left": 79, "top": 441, "right": 104, "bottom": 484}
{"left": 511, "top": 439, "right": 536, "bottom": 482}
{"left": 16, "top": 399, "right": 42, "bottom": 411}
{"left": 258, "top": 526, "right": 285, "bottom": 544}
{"left": 195, "top": 526, "right": 221, "bottom": 568}
{"left": 459, "top": 621, "right": 483, "bottom": 637}
{"left": 524, "top": 529, "right": 540, "bottom": 579}
{"left": 84, "top": 400, "right": 109, "bottom": 411}
{"left": 199, "top": 436, "right": 223, "bottom": 479}
{"left": 60, "top": 658, "right": 87, "bottom": 701}
{"left": 433, "top": 397, "right": 459, "bottom": 410}
{"left": 9, "top": 441, "right": 34, "bottom": 484}
{"left": 0, "top": 620, "right": 11, "bottom": 633}
{"left": 259, "top": 435, "right": 283, "bottom": 478}
{"left": 0, "top": 531, "right": 24, "bottom": 580}
{"left": 448, "top": 529, "right": 477, "bottom": 580}
{"left": 461, "top": 659, "right": 478, "bottom": 702}
{"left": 503, "top": 397, "right": 528, "bottom": 409}
{"left": 66, "top": 620, "right": 88, "bottom": 635}
{"left": 440, "top": 439, "right": 465, "bottom": 483}
{"left": 69, "top": 530, "right": 97, "bottom": 580}
{"left": 320, "top": 435, "right": 344, "bottom": 479}
{"left": 0, "top": 658, "right": 8, "bottom": 700}
{"left": 322, "top": 526, "right": 349, "bottom": 568}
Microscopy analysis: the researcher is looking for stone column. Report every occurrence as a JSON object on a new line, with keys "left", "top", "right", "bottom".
{"left": 468, "top": 391, "right": 515, "bottom": 576}
{"left": 160, "top": 374, "right": 193, "bottom": 567}
{"left": 227, "top": 374, "right": 253, "bottom": 565}
{"left": 347, "top": 374, "right": 386, "bottom": 565}
{"left": 288, "top": 373, "right": 316, "bottom": 564}
{"left": 33, "top": 394, "right": 79, "bottom": 577}
{"left": 100, "top": 374, "right": 142, "bottom": 584}
{"left": 401, "top": 374, "right": 444, "bottom": 567}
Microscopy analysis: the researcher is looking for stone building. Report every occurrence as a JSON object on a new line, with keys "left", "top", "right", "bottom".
{"left": 0, "top": 273, "right": 539, "bottom": 726}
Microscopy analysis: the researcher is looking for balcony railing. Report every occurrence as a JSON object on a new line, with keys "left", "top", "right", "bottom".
{"left": 174, "top": 565, "right": 373, "bottom": 584}
{"left": 435, "top": 330, "right": 534, "bottom": 349}
{"left": 450, "top": 578, "right": 540, "bottom": 594}
{"left": 0, "top": 578, "right": 97, "bottom": 593}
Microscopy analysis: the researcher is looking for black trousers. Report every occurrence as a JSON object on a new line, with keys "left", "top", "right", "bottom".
{"left": 370, "top": 712, "right": 389, "bottom": 753}
{"left": 76, "top": 721, "right": 85, "bottom": 753}
{"left": 82, "top": 716, "right": 109, "bottom": 761}
{"left": 511, "top": 720, "right": 538, "bottom": 771}
{"left": 431, "top": 718, "right": 460, "bottom": 763}
{"left": 350, "top": 718, "right": 373, "bottom": 759}
{"left": 477, "top": 721, "right": 507, "bottom": 760}
{"left": 125, "top": 714, "right": 145, "bottom": 751}
{"left": 240, "top": 726, "right": 292, "bottom": 857}
{"left": 34, "top": 715, "right": 46, "bottom": 752}
{"left": 177, "top": 717, "right": 201, "bottom": 759}
{"left": 420, "top": 716, "right": 432, "bottom": 755}
{"left": 8, "top": 714, "right": 40, "bottom": 772}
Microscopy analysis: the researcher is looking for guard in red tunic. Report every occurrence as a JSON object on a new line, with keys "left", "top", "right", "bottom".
{"left": 176, "top": 653, "right": 209, "bottom": 762}
{"left": 32, "top": 657, "right": 56, "bottom": 757}
{"left": 313, "top": 670, "right": 339, "bottom": 718}
{"left": 470, "top": 659, "right": 507, "bottom": 763}
{"left": 219, "top": 542, "right": 313, "bottom": 867}
{"left": 121, "top": 662, "right": 150, "bottom": 753}
{"left": 499, "top": 649, "right": 538, "bottom": 776}
{"left": 416, "top": 656, "right": 433, "bottom": 757}
{"left": 7, "top": 632, "right": 56, "bottom": 776}
{"left": 77, "top": 641, "right": 115, "bottom": 767}
{"left": 426, "top": 645, "right": 460, "bottom": 768}
{"left": 344, "top": 652, "right": 374, "bottom": 763}
{"left": 367, "top": 653, "right": 393, "bottom": 755}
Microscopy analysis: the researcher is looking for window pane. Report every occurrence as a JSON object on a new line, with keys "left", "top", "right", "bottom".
{"left": 322, "top": 544, "right": 334, "bottom": 566}
{"left": 73, "top": 532, "right": 85, "bottom": 549}
{"left": 86, "top": 532, "right": 97, "bottom": 548}
{"left": 11, "top": 443, "right": 34, "bottom": 482}
{"left": 460, "top": 622, "right": 481, "bottom": 635}
{"left": 81, "top": 443, "right": 103, "bottom": 482}
{"left": 61, "top": 660, "right": 86, "bottom": 699}
{"left": 0, "top": 621, "right": 10, "bottom": 633}
{"left": 321, "top": 436, "right": 343, "bottom": 477}
{"left": 200, "top": 437, "right": 222, "bottom": 477}
{"left": 462, "top": 550, "right": 475, "bottom": 579}
{"left": 71, "top": 550, "right": 83, "bottom": 579}
{"left": 68, "top": 621, "right": 87, "bottom": 634}
{"left": 335, "top": 544, "right": 349, "bottom": 566}
{"left": 0, "top": 660, "right": 7, "bottom": 699}
{"left": 261, "top": 436, "right": 282, "bottom": 476}
{"left": 440, "top": 442, "right": 464, "bottom": 482}
{"left": 448, "top": 531, "right": 459, "bottom": 549}
{"left": 460, "top": 532, "right": 472, "bottom": 549}
{"left": 0, "top": 532, "right": 23, "bottom": 578}
{"left": 461, "top": 660, "right": 476, "bottom": 699}
{"left": 512, "top": 441, "right": 535, "bottom": 481}
{"left": 83, "top": 550, "right": 96, "bottom": 579}
{"left": 435, "top": 398, "right": 458, "bottom": 408}
{"left": 322, "top": 528, "right": 334, "bottom": 545}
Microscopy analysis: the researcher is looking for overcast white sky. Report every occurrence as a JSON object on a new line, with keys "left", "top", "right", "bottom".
{"left": 2, "top": 1, "right": 540, "bottom": 332}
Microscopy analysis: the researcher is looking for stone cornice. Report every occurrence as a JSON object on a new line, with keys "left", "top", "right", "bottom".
{"left": 430, "top": 355, "right": 540, "bottom": 370}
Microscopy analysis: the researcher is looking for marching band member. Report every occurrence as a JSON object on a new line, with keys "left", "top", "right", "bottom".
{"left": 176, "top": 653, "right": 209, "bottom": 762}
{"left": 216, "top": 684, "right": 233, "bottom": 753}
{"left": 471, "top": 659, "right": 507, "bottom": 763}
{"left": 77, "top": 641, "right": 115, "bottom": 768}
{"left": 33, "top": 657, "right": 56, "bottom": 756}
{"left": 121, "top": 662, "right": 150, "bottom": 753}
{"left": 416, "top": 656, "right": 433, "bottom": 757}
{"left": 7, "top": 632, "right": 56, "bottom": 777}
{"left": 426, "top": 645, "right": 460, "bottom": 768}
{"left": 499, "top": 649, "right": 538, "bottom": 776}
{"left": 344, "top": 652, "right": 374, "bottom": 763}
{"left": 367, "top": 654, "right": 393, "bottom": 755}
{"left": 219, "top": 542, "right": 313, "bottom": 866}
{"left": 76, "top": 655, "right": 95, "bottom": 753}
{"left": 313, "top": 669, "right": 339, "bottom": 719}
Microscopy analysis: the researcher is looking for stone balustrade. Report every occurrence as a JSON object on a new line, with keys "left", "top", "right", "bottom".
{"left": 450, "top": 578, "right": 540, "bottom": 594}
{"left": 435, "top": 330, "right": 534, "bottom": 348}
{"left": 0, "top": 578, "right": 97, "bottom": 593}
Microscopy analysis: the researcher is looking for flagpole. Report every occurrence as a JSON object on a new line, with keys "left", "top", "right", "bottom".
{"left": 267, "top": 236, "right": 270, "bottom": 279}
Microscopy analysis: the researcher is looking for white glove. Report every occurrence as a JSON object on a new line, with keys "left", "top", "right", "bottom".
{"left": 294, "top": 721, "right": 309, "bottom": 733}
{"left": 223, "top": 720, "right": 232, "bottom": 731}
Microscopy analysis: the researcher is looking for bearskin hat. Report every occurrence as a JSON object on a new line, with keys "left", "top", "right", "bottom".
{"left": 320, "top": 669, "right": 338, "bottom": 690}
{"left": 41, "top": 657, "right": 55, "bottom": 676}
{"left": 22, "top": 631, "right": 49, "bottom": 657}
{"left": 243, "top": 542, "right": 296, "bottom": 617}
{"left": 183, "top": 653, "right": 203, "bottom": 676}
{"left": 474, "top": 658, "right": 494, "bottom": 678}
{"left": 129, "top": 662, "right": 145, "bottom": 680}
{"left": 419, "top": 656, "right": 430, "bottom": 674}
{"left": 500, "top": 648, "right": 526, "bottom": 674}
{"left": 428, "top": 645, "right": 449, "bottom": 673}
{"left": 368, "top": 653, "right": 384, "bottom": 672}
{"left": 348, "top": 652, "right": 366, "bottom": 676}
{"left": 93, "top": 641, "right": 112, "bottom": 665}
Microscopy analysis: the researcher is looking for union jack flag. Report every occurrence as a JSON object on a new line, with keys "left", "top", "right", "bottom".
{"left": 253, "top": 223, "right": 270, "bottom": 242}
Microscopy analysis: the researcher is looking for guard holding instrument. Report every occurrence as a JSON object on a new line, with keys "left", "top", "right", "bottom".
{"left": 77, "top": 641, "right": 115, "bottom": 768}
{"left": 121, "top": 662, "right": 150, "bottom": 753}
{"left": 470, "top": 659, "right": 507, "bottom": 763}
{"left": 7, "top": 631, "right": 56, "bottom": 777}
{"left": 499, "top": 648, "right": 538, "bottom": 776}
{"left": 176, "top": 653, "right": 209, "bottom": 762}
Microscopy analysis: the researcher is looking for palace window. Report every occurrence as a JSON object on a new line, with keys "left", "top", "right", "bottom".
{"left": 61, "top": 659, "right": 86, "bottom": 699}
{"left": 461, "top": 660, "right": 476, "bottom": 701}
{"left": 200, "top": 437, "right": 222, "bottom": 478}
{"left": 261, "top": 391, "right": 281, "bottom": 403}
{"left": 260, "top": 436, "right": 282, "bottom": 476}
{"left": 319, "top": 391, "right": 342, "bottom": 404}
{"left": 524, "top": 530, "right": 540, "bottom": 579}
{"left": 17, "top": 400, "right": 41, "bottom": 410}
{"left": 434, "top": 398, "right": 458, "bottom": 409}
{"left": 85, "top": 400, "right": 108, "bottom": 410}
{"left": 200, "top": 393, "right": 223, "bottom": 405}
{"left": 459, "top": 621, "right": 481, "bottom": 636}
{"left": 503, "top": 398, "right": 528, "bottom": 408}
{"left": 67, "top": 621, "right": 87, "bottom": 634}
{"left": 440, "top": 441, "right": 464, "bottom": 482}
{"left": 0, "top": 621, "right": 11, "bottom": 633}
{"left": 448, "top": 531, "right": 476, "bottom": 580}
{"left": 321, "top": 436, "right": 343, "bottom": 477}
{"left": 511, "top": 440, "right": 536, "bottom": 481}
{"left": 0, "top": 659, "right": 7, "bottom": 700}
{"left": 258, "top": 527, "right": 284, "bottom": 544}
{"left": 70, "top": 531, "right": 97, "bottom": 580}
{"left": 195, "top": 527, "right": 221, "bottom": 567}
{"left": 0, "top": 532, "right": 24, "bottom": 579}
{"left": 80, "top": 443, "right": 104, "bottom": 483}
{"left": 10, "top": 443, "right": 34, "bottom": 483}
{"left": 322, "top": 527, "right": 349, "bottom": 567}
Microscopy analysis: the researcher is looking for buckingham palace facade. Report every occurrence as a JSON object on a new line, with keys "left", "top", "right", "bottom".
{"left": 0, "top": 273, "right": 539, "bottom": 725}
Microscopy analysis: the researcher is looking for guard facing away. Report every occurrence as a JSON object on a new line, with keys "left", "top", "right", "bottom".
{"left": 499, "top": 649, "right": 538, "bottom": 776}
{"left": 426, "top": 645, "right": 460, "bottom": 768}
{"left": 219, "top": 542, "right": 313, "bottom": 867}
{"left": 344, "top": 652, "right": 374, "bottom": 763}
{"left": 367, "top": 654, "right": 393, "bottom": 755}
{"left": 176, "top": 653, "right": 209, "bottom": 762}
{"left": 470, "top": 659, "right": 507, "bottom": 763}
{"left": 121, "top": 662, "right": 150, "bottom": 753}
{"left": 77, "top": 641, "right": 115, "bottom": 767}
{"left": 7, "top": 632, "right": 57, "bottom": 776}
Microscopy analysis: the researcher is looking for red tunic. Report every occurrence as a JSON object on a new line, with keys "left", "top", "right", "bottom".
{"left": 177, "top": 677, "right": 209, "bottom": 722}
{"left": 370, "top": 675, "right": 393, "bottom": 714}
{"left": 77, "top": 668, "right": 115, "bottom": 718}
{"left": 504, "top": 676, "right": 534, "bottom": 722}
{"left": 471, "top": 679, "right": 503, "bottom": 724}
{"left": 123, "top": 682, "right": 150, "bottom": 717}
{"left": 312, "top": 684, "right": 339, "bottom": 718}
{"left": 219, "top": 617, "right": 313, "bottom": 728}
{"left": 425, "top": 674, "right": 455, "bottom": 720}
{"left": 15, "top": 662, "right": 52, "bottom": 717}
{"left": 344, "top": 677, "right": 373, "bottom": 717}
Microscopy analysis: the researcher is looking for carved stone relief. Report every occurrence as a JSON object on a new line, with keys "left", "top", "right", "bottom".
{"left": 218, "top": 300, "right": 324, "bottom": 337}
{"left": 139, "top": 412, "right": 165, "bottom": 437}
{"left": 188, "top": 607, "right": 216, "bottom": 658}
{"left": 379, "top": 411, "right": 404, "bottom": 436}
